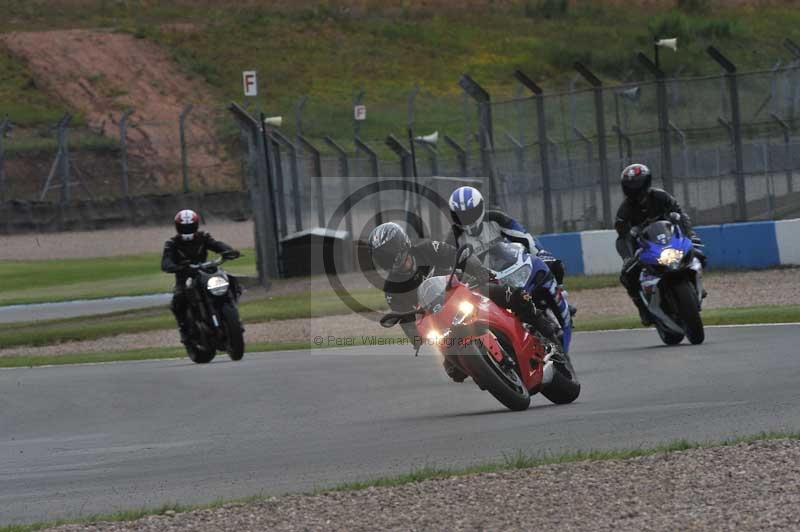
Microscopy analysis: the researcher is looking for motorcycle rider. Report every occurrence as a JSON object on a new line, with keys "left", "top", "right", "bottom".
{"left": 447, "top": 186, "right": 573, "bottom": 352}
{"left": 614, "top": 163, "right": 705, "bottom": 325}
{"left": 369, "top": 222, "right": 560, "bottom": 382}
{"left": 161, "top": 209, "right": 241, "bottom": 344}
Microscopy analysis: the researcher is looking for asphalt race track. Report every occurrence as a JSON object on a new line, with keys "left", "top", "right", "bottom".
{"left": 2, "top": 324, "right": 800, "bottom": 525}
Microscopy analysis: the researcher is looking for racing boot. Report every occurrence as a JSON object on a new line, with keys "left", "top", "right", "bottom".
{"left": 521, "top": 305, "right": 562, "bottom": 344}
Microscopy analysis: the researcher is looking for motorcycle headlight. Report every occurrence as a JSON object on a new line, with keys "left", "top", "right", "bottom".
{"left": 207, "top": 275, "right": 230, "bottom": 296}
{"left": 657, "top": 248, "right": 684, "bottom": 269}
{"left": 452, "top": 300, "right": 476, "bottom": 326}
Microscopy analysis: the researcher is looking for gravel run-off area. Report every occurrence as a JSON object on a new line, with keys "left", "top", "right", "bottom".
{"left": 2, "top": 268, "right": 799, "bottom": 359}
{"left": 43, "top": 438, "right": 800, "bottom": 532}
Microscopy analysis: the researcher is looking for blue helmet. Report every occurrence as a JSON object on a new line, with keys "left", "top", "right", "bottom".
{"left": 449, "top": 186, "right": 484, "bottom": 236}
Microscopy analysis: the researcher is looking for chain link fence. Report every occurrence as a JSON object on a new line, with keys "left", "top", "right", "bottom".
{"left": 6, "top": 51, "right": 800, "bottom": 243}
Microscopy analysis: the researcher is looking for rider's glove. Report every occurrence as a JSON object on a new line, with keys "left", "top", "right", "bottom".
{"left": 474, "top": 266, "right": 496, "bottom": 286}
{"left": 222, "top": 249, "right": 240, "bottom": 260}
{"left": 629, "top": 226, "right": 641, "bottom": 239}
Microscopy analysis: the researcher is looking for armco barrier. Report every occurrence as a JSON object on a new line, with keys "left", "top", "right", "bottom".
{"left": 538, "top": 218, "right": 800, "bottom": 277}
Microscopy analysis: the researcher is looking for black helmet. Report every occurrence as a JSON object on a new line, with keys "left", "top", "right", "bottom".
{"left": 620, "top": 163, "right": 652, "bottom": 201}
{"left": 368, "top": 222, "right": 412, "bottom": 272}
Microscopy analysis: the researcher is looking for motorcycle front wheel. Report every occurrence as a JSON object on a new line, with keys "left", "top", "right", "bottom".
{"left": 221, "top": 303, "right": 245, "bottom": 361}
{"left": 456, "top": 340, "right": 531, "bottom": 412}
{"left": 671, "top": 281, "right": 704, "bottom": 345}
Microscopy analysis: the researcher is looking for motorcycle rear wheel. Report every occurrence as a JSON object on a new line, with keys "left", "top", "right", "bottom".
{"left": 541, "top": 347, "right": 581, "bottom": 405}
{"left": 221, "top": 303, "right": 245, "bottom": 361}
{"left": 457, "top": 341, "right": 531, "bottom": 411}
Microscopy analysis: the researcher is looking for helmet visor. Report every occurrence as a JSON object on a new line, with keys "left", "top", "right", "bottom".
{"left": 451, "top": 205, "right": 483, "bottom": 229}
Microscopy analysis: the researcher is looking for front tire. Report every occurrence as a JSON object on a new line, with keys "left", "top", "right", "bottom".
{"left": 456, "top": 341, "right": 531, "bottom": 411}
{"left": 221, "top": 303, "right": 245, "bottom": 361}
{"left": 184, "top": 312, "right": 216, "bottom": 363}
{"left": 656, "top": 322, "right": 684, "bottom": 345}
{"left": 671, "top": 281, "right": 704, "bottom": 345}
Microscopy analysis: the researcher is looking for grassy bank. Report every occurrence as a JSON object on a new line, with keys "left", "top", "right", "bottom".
{"left": 2, "top": 429, "right": 798, "bottom": 531}
{"left": 1, "top": 1, "right": 798, "bottom": 134}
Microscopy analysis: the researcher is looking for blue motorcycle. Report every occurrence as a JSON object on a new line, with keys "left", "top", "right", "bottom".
{"left": 629, "top": 216, "right": 706, "bottom": 345}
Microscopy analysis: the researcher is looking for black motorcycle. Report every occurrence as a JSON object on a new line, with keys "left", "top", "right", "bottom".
{"left": 182, "top": 256, "right": 244, "bottom": 363}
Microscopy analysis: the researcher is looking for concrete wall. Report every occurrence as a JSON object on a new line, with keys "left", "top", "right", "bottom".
{"left": 538, "top": 218, "right": 800, "bottom": 276}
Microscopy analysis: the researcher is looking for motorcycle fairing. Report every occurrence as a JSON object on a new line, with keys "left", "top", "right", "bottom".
{"left": 416, "top": 283, "right": 545, "bottom": 393}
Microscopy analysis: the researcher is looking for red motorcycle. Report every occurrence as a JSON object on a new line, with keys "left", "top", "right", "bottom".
{"left": 381, "top": 247, "right": 580, "bottom": 411}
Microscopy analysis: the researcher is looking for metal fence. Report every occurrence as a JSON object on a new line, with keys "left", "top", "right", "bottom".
{"left": 6, "top": 46, "right": 800, "bottom": 254}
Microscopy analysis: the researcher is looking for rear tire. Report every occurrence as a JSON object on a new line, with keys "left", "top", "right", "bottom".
{"left": 221, "top": 303, "right": 245, "bottom": 361}
{"left": 457, "top": 342, "right": 530, "bottom": 411}
{"left": 671, "top": 281, "right": 704, "bottom": 345}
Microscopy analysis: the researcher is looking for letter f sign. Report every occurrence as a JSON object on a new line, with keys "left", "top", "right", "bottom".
{"left": 243, "top": 71, "right": 258, "bottom": 97}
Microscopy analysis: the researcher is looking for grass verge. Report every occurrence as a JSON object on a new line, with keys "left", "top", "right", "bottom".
{"left": 2, "top": 305, "right": 798, "bottom": 368}
{"left": 2, "top": 430, "right": 798, "bottom": 531}
{"left": 0, "top": 251, "right": 258, "bottom": 306}
{"left": 0, "top": 288, "right": 387, "bottom": 348}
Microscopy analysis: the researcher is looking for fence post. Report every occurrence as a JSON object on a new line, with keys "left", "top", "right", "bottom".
{"left": 324, "top": 136, "right": 353, "bottom": 239}
{"left": 179, "top": 104, "right": 193, "bottom": 193}
{"left": 354, "top": 137, "right": 383, "bottom": 227}
{"left": 459, "top": 74, "right": 500, "bottom": 204}
{"left": 0, "top": 117, "right": 11, "bottom": 203}
{"left": 297, "top": 135, "right": 325, "bottom": 227}
{"left": 573, "top": 63, "right": 612, "bottom": 229}
{"left": 637, "top": 53, "right": 674, "bottom": 196}
{"left": 57, "top": 114, "right": 73, "bottom": 206}
{"left": 708, "top": 46, "right": 747, "bottom": 221}
{"left": 228, "top": 103, "right": 279, "bottom": 287}
{"left": 770, "top": 112, "right": 793, "bottom": 193}
{"left": 295, "top": 96, "right": 308, "bottom": 137}
{"left": 386, "top": 134, "right": 421, "bottom": 235}
{"left": 444, "top": 134, "right": 468, "bottom": 177}
{"left": 504, "top": 131, "right": 531, "bottom": 230}
{"left": 669, "top": 121, "right": 691, "bottom": 209}
{"left": 270, "top": 129, "right": 303, "bottom": 233}
{"left": 119, "top": 110, "right": 134, "bottom": 199}
{"left": 514, "top": 70, "right": 555, "bottom": 233}
{"left": 268, "top": 134, "right": 288, "bottom": 238}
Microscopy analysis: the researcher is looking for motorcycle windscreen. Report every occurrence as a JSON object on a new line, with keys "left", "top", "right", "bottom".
{"left": 483, "top": 242, "right": 524, "bottom": 272}
{"left": 483, "top": 242, "right": 532, "bottom": 288}
{"left": 417, "top": 276, "right": 449, "bottom": 314}
{"left": 642, "top": 220, "right": 674, "bottom": 245}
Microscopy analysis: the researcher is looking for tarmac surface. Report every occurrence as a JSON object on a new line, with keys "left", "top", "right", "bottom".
{"left": 2, "top": 324, "right": 799, "bottom": 525}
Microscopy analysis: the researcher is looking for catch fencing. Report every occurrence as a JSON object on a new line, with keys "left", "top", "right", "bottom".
{"left": 6, "top": 46, "right": 800, "bottom": 268}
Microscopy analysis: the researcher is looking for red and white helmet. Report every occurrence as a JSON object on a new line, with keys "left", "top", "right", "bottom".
{"left": 174, "top": 209, "right": 199, "bottom": 240}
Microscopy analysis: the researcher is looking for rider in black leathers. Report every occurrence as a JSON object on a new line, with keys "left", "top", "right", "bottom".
{"left": 161, "top": 209, "right": 240, "bottom": 343}
{"left": 615, "top": 163, "right": 704, "bottom": 325}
